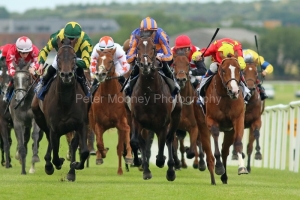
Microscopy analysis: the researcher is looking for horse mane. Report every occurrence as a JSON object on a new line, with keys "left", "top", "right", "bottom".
{"left": 15, "top": 58, "right": 30, "bottom": 71}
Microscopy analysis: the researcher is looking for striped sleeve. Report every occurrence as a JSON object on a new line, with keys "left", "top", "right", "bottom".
{"left": 159, "top": 31, "right": 172, "bottom": 61}
{"left": 126, "top": 32, "right": 138, "bottom": 64}
{"left": 38, "top": 31, "right": 60, "bottom": 64}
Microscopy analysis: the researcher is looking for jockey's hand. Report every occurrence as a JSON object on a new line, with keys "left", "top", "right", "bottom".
{"left": 262, "top": 70, "right": 267, "bottom": 77}
{"left": 8, "top": 68, "right": 15, "bottom": 77}
{"left": 156, "top": 56, "right": 162, "bottom": 62}
{"left": 29, "top": 67, "right": 36, "bottom": 75}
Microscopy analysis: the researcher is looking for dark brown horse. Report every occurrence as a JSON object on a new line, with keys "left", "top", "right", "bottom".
{"left": 31, "top": 38, "right": 89, "bottom": 181}
{"left": 172, "top": 51, "right": 216, "bottom": 184}
{"left": 231, "top": 62, "right": 264, "bottom": 173}
{"left": 0, "top": 61, "right": 13, "bottom": 168}
{"left": 171, "top": 51, "right": 200, "bottom": 168}
{"left": 204, "top": 56, "right": 248, "bottom": 184}
{"left": 128, "top": 35, "right": 182, "bottom": 181}
{"left": 89, "top": 48, "right": 133, "bottom": 175}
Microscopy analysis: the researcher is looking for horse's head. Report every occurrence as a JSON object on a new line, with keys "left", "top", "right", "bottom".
{"left": 243, "top": 62, "right": 258, "bottom": 94}
{"left": 13, "top": 58, "right": 32, "bottom": 102}
{"left": 95, "top": 48, "right": 116, "bottom": 83}
{"left": 136, "top": 35, "right": 157, "bottom": 75}
{"left": 218, "top": 56, "right": 241, "bottom": 99}
{"left": 172, "top": 50, "right": 189, "bottom": 88}
{"left": 56, "top": 37, "right": 76, "bottom": 84}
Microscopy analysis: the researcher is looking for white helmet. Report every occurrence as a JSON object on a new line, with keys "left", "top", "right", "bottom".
{"left": 16, "top": 36, "right": 33, "bottom": 52}
{"left": 99, "top": 36, "right": 115, "bottom": 50}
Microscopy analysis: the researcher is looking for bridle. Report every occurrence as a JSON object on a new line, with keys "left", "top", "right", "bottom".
{"left": 57, "top": 44, "right": 77, "bottom": 80}
{"left": 218, "top": 57, "right": 240, "bottom": 89}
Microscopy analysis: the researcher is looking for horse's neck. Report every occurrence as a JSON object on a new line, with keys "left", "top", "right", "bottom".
{"left": 99, "top": 79, "right": 120, "bottom": 94}
{"left": 180, "top": 81, "right": 194, "bottom": 97}
{"left": 214, "top": 74, "right": 228, "bottom": 96}
{"left": 55, "top": 78, "right": 77, "bottom": 106}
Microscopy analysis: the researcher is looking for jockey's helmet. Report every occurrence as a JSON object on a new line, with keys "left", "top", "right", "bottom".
{"left": 140, "top": 17, "right": 157, "bottom": 31}
{"left": 16, "top": 36, "right": 33, "bottom": 53}
{"left": 174, "top": 35, "right": 192, "bottom": 49}
{"left": 64, "top": 22, "right": 82, "bottom": 39}
{"left": 218, "top": 43, "right": 235, "bottom": 57}
{"left": 99, "top": 36, "right": 115, "bottom": 50}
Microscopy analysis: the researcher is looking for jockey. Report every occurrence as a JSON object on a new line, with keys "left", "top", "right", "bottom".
{"left": 171, "top": 34, "right": 207, "bottom": 88}
{"left": 124, "top": 16, "right": 180, "bottom": 97}
{"left": 199, "top": 38, "right": 251, "bottom": 102}
{"left": 89, "top": 36, "right": 130, "bottom": 94}
{"left": 243, "top": 49, "right": 274, "bottom": 100}
{"left": 0, "top": 36, "right": 40, "bottom": 102}
{"left": 35, "top": 21, "right": 93, "bottom": 97}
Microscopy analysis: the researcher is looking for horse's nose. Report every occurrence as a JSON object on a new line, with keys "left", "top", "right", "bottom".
{"left": 60, "top": 72, "right": 73, "bottom": 78}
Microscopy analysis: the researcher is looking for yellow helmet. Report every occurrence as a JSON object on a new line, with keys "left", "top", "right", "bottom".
{"left": 192, "top": 51, "right": 202, "bottom": 61}
{"left": 238, "top": 56, "right": 246, "bottom": 69}
{"left": 218, "top": 43, "right": 234, "bottom": 57}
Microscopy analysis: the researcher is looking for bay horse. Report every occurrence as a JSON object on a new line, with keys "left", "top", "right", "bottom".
{"left": 31, "top": 37, "right": 90, "bottom": 181}
{"left": 88, "top": 48, "right": 133, "bottom": 175}
{"left": 204, "top": 56, "right": 248, "bottom": 184}
{"left": 9, "top": 59, "right": 43, "bottom": 174}
{"left": 172, "top": 51, "right": 216, "bottom": 184}
{"left": 129, "top": 35, "right": 182, "bottom": 181}
{"left": 0, "top": 61, "right": 13, "bottom": 168}
{"left": 231, "top": 62, "right": 264, "bottom": 173}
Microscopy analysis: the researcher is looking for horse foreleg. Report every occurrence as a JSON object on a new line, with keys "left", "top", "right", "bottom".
{"left": 253, "top": 128, "right": 262, "bottom": 160}
{"left": 186, "top": 126, "right": 198, "bottom": 159}
{"left": 139, "top": 128, "right": 152, "bottom": 180}
{"left": 51, "top": 131, "right": 64, "bottom": 170}
{"left": 117, "top": 118, "right": 133, "bottom": 164}
{"left": 67, "top": 132, "right": 79, "bottom": 182}
{"left": 221, "top": 130, "right": 235, "bottom": 184}
{"left": 1, "top": 126, "right": 12, "bottom": 168}
{"left": 43, "top": 132, "right": 54, "bottom": 175}
{"left": 72, "top": 125, "right": 89, "bottom": 170}
{"left": 14, "top": 124, "right": 27, "bottom": 175}
{"left": 95, "top": 124, "right": 106, "bottom": 165}
{"left": 172, "top": 137, "right": 181, "bottom": 170}
{"left": 247, "top": 128, "right": 255, "bottom": 173}
{"left": 166, "top": 127, "right": 176, "bottom": 181}
{"left": 117, "top": 129, "right": 124, "bottom": 175}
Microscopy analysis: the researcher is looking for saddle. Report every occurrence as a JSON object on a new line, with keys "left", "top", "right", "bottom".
{"left": 35, "top": 76, "right": 56, "bottom": 101}
{"left": 198, "top": 75, "right": 214, "bottom": 97}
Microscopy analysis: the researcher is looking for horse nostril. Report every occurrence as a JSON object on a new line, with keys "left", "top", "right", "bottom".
{"left": 68, "top": 72, "right": 73, "bottom": 77}
{"left": 60, "top": 72, "right": 65, "bottom": 78}
{"left": 183, "top": 78, "right": 187, "bottom": 82}
{"left": 101, "top": 73, "right": 106, "bottom": 76}
{"left": 95, "top": 72, "right": 99, "bottom": 76}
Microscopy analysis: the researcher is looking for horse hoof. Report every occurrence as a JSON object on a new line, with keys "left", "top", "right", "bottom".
{"left": 45, "top": 164, "right": 54, "bottom": 175}
{"left": 231, "top": 154, "right": 238, "bottom": 160}
{"left": 186, "top": 152, "right": 195, "bottom": 159}
{"left": 89, "top": 150, "right": 96, "bottom": 155}
{"left": 247, "top": 166, "right": 251, "bottom": 173}
{"left": 96, "top": 158, "right": 104, "bottom": 165}
{"left": 67, "top": 173, "right": 76, "bottom": 182}
{"left": 255, "top": 153, "right": 262, "bottom": 160}
{"left": 199, "top": 159, "right": 206, "bottom": 171}
{"left": 166, "top": 169, "right": 176, "bottom": 181}
{"left": 181, "top": 162, "right": 188, "bottom": 169}
{"left": 55, "top": 158, "right": 65, "bottom": 170}
{"left": 143, "top": 172, "right": 152, "bottom": 180}
{"left": 215, "top": 164, "right": 225, "bottom": 175}
{"left": 29, "top": 167, "right": 35, "bottom": 174}
{"left": 221, "top": 175, "right": 228, "bottom": 184}
{"left": 138, "top": 165, "right": 143, "bottom": 171}
{"left": 238, "top": 167, "right": 248, "bottom": 175}
{"left": 156, "top": 156, "right": 165, "bottom": 168}
{"left": 192, "top": 163, "right": 198, "bottom": 169}
{"left": 117, "top": 168, "right": 123, "bottom": 175}
{"left": 125, "top": 157, "right": 134, "bottom": 165}
{"left": 21, "top": 171, "right": 27, "bottom": 175}
{"left": 32, "top": 155, "right": 40, "bottom": 163}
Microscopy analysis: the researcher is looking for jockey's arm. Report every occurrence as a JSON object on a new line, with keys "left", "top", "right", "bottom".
{"left": 158, "top": 33, "right": 172, "bottom": 62}
{"left": 126, "top": 34, "right": 138, "bottom": 64}
{"left": 89, "top": 46, "right": 99, "bottom": 73}
{"left": 6, "top": 48, "right": 16, "bottom": 77}
{"left": 191, "top": 60, "right": 207, "bottom": 76}
{"left": 76, "top": 40, "right": 93, "bottom": 69}
{"left": 115, "top": 45, "right": 130, "bottom": 76}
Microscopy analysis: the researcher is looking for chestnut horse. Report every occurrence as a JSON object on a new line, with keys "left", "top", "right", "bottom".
{"left": 128, "top": 35, "right": 182, "bottom": 181}
{"left": 204, "top": 56, "right": 248, "bottom": 184}
{"left": 89, "top": 48, "right": 133, "bottom": 175}
{"left": 231, "top": 62, "right": 264, "bottom": 173}
{"left": 31, "top": 38, "right": 90, "bottom": 181}
{"left": 172, "top": 51, "right": 216, "bottom": 184}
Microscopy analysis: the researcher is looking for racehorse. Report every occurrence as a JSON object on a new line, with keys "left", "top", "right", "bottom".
{"left": 0, "top": 61, "right": 13, "bottom": 168}
{"left": 171, "top": 51, "right": 200, "bottom": 168}
{"left": 88, "top": 48, "right": 133, "bottom": 175}
{"left": 203, "top": 56, "right": 248, "bottom": 184}
{"left": 31, "top": 37, "right": 90, "bottom": 181}
{"left": 9, "top": 59, "right": 43, "bottom": 174}
{"left": 128, "top": 34, "right": 182, "bottom": 181}
{"left": 231, "top": 62, "right": 264, "bottom": 173}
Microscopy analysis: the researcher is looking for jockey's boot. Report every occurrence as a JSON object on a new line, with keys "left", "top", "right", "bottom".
{"left": 3, "top": 80, "right": 14, "bottom": 103}
{"left": 35, "top": 65, "right": 56, "bottom": 94}
{"left": 192, "top": 78, "right": 200, "bottom": 89}
{"left": 203, "top": 69, "right": 214, "bottom": 78}
{"left": 257, "top": 83, "right": 268, "bottom": 100}
{"left": 76, "top": 67, "right": 90, "bottom": 96}
{"left": 118, "top": 76, "right": 126, "bottom": 86}
{"left": 240, "top": 72, "right": 251, "bottom": 102}
{"left": 90, "top": 79, "right": 99, "bottom": 95}
{"left": 162, "top": 61, "right": 180, "bottom": 96}
{"left": 124, "top": 65, "right": 139, "bottom": 96}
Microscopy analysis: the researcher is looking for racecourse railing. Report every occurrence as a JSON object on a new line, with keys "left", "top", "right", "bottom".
{"left": 224, "top": 100, "right": 300, "bottom": 172}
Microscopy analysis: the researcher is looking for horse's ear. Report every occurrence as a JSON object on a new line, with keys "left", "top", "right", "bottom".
{"left": 25, "top": 61, "right": 31, "bottom": 70}
{"left": 150, "top": 31, "right": 156, "bottom": 40}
